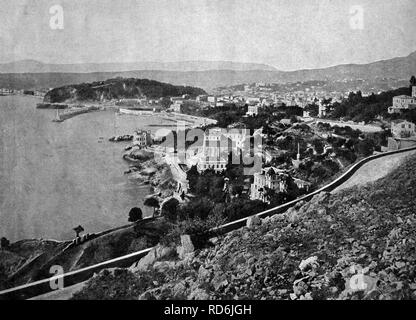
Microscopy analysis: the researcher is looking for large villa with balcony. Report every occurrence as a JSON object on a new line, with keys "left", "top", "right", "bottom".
{"left": 197, "top": 127, "right": 252, "bottom": 172}
{"left": 250, "top": 166, "right": 311, "bottom": 203}
{"left": 388, "top": 86, "right": 416, "bottom": 114}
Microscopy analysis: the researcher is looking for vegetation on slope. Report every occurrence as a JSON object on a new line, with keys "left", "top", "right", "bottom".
{"left": 73, "top": 154, "right": 416, "bottom": 300}
{"left": 326, "top": 84, "right": 416, "bottom": 123}
{"left": 0, "top": 220, "right": 170, "bottom": 290}
{"left": 44, "top": 78, "right": 206, "bottom": 103}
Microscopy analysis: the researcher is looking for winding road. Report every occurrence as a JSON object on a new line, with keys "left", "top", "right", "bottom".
{"left": 332, "top": 149, "right": 416, "bottom": 193}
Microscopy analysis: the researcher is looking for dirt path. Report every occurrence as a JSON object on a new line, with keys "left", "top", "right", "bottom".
{"left": 332, "top": 150, "right": 416, "bottom": 193}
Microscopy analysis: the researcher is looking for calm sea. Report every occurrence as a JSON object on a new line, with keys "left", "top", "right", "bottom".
{"left": 0, "top": 96, "right": 173, "bottom": 241}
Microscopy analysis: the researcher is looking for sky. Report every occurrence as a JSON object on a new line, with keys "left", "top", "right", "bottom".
{"left": 0, "top": 0, "right": 415, "bottom": 70}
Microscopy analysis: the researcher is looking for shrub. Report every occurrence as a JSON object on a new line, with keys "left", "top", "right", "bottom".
{"left": 128, "top": 207, "right": 143, "bottom": 222}
{"left": 0, "top": 237, "right": 10, "bottom": 249}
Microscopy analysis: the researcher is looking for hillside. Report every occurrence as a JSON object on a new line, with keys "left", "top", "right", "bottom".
{"left": 1, "top": 51, "right": 416, "bottom": 90}
{"left": 0, "top": 219, "right": 170, "bottom": 291}
{"left": 72, "top": 153, "right": 416, "bottom": 300}
{"left": 43, "top": 78, "right": 206, "bottom": 103}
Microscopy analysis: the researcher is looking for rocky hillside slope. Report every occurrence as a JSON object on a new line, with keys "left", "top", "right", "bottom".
{"left": 72, "top": 153, "right": 416, "bottom": 300}
{"left": 44, "top": 78, "right": 206, "bottom": 103}
{"left": 0, "top": 219, "right": 170, "bottom": 291}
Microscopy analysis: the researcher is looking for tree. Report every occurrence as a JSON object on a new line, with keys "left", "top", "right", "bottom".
{"left": 186, "top": 165, "right": 199, "bottom": 193}
{"left": 160, "top": 97, "right": 172, "bottom": 109}
{"left": 73, "top": 225, "right": 84, "bottom": 238}
{"left": 410, "top": 75, "right": 416, "bottom": 87}
{"left": 223, "top": 199, "right": 267, "bottom": 221}
{"left": 304, "top": 103, "right": 319, "bottom": 117}
{"left": 161, "top": 198, "right": 180, "bottom": 222}
{"left": 177, "top": 197, "right": 214, "bottom": 221}
{"left": 1, "top": 237, "right": 10, "bottom": 249}
{"left": 144, "top": 197, "right": 160, "bottom": 217}
{"left": 128, "top": 207, "right": 143, "bottom": 222}
{"left": 355, "top": 139, "right": 375, "bottom": 157}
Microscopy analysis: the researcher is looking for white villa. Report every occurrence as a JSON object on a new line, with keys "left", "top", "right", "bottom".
{"left": 250, "top": 166, "right": 310, "bottom": 203}
{"left": 246, "top": 104, "right": 260, "bottom": 116}
{"left": 391, "top": 120, "right": 416, "bottom": 138}
{"left": 388, "top": 86, "right": 416, "bottom": 114}
{"left": 197, "top": 128, "right": 229, "bottom": 172}
{"left": 250, "top": 167, "right": 290, "bottom": 203}
{"left": 197, "top": 127, "right": 251, "bottom": 172}
{"left": 133, "top": 129, "right": 152, "bottom": 147}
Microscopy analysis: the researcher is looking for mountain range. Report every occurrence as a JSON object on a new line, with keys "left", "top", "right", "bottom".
{"left": 0, "top": 51, "right": 415, "bottom": 90}
{"left": 0, "top": 60, "right": 277, "bottom": 73}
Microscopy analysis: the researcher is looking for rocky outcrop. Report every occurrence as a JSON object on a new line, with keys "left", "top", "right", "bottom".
{"left": 130, "top": 245, "right": 176, "bottom": 273}
{"left": 177, "top": 235, "right": 195, "bottom": 260}
{"left": 126, "top": 156, "right": 176, "bottom": 198}
{"left": 109, "top": 135, "right": 133, "bottom": 142}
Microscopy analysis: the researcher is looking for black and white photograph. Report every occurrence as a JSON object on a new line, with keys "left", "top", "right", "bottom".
{"left": 0, "top": 0, "right": 416, "bottom": 308}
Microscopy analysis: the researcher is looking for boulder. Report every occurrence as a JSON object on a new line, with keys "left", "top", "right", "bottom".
{"left": 130, "top": 249, "right": 157, "bottom": 272}
{"left": 198, "top": 266, "right": 213, "bottom": 282}
{"left": 345, "top": 274, "right": 378, "bottom": 295}
{"left": 172, "top": 281, "right": 187, "bottom": 298}
{"left": 177, "top": 235, "right": 195, "bottom": 260}
{"left": 130, "top": 244, "right": 175, "bottom": 272}
{"left": 293, "top": 280, "right": 308, "bottom": 296}
{"left": 188, "top": 288, "right": 210, "bottom": 300}
{"left": 153, "top": 261, "right": 177, "bottom": 273}
{"left": 246, "top": 215, "right": 261, "bottom": 228}
{"left": 299, "top": 256, "right": 319, "bottom": 272}
{"left": 138, "top": 287, "right": 160, "bottom": 300}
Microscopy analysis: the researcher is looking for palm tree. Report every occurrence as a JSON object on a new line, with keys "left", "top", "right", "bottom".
{"left": 73, "top": 225, "right": 84, "bottom": 238}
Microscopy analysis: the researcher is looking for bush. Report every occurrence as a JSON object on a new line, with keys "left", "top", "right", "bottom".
{"left": 128, "top": 207, "right": 143, "bottom": 222}
{"left": 0, "top": 237, "right": 10, "bottom": 249}
{"left": 160, "top": 219, "right": 214, "bottom": 249}
{"left": 354, "top": 139, "right": 375, "bottom": 157}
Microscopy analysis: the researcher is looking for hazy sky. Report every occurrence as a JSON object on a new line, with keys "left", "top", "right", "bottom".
{"left": 0, "top": 0, "right": 415, "bottom": 70}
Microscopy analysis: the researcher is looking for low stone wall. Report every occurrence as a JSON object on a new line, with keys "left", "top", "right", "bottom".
{"left": 0, "top": 248, "right": 152, "bottom": 300}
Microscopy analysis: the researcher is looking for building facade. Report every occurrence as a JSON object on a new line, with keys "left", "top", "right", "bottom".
{"left": 388, "top": 87, "right": 416, "bottom": 114}
{"left": 250, "top": 167, "right": 290, "bottom": 203}
{"left": 197, "top": 128, "right": 229, "bottom": 172}
{"left": 246, "top": 104, "right": 259, "bottom": 116}
{"left": 391, "top": 120, "right": 416, "bottom": 138}
{"left": 133, "top": 130, "right": 152, "bottom": 147}
{"left": 250, "top": 166, "right": 310, "bottom": 203}
{"left": 197, "top": 127, "right": 251, "bottom": 172}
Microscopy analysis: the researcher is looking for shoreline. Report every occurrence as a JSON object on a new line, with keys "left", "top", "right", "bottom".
{"left": 2, "top": 100, "right": 211, "bottom": 244}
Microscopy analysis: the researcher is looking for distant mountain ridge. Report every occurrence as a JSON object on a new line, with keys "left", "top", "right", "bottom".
{"left": 1, "top": 51, "right": 415, "bottom": 90}
{"left": 0, "top": 60, "right": 277, "bottom": 73}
